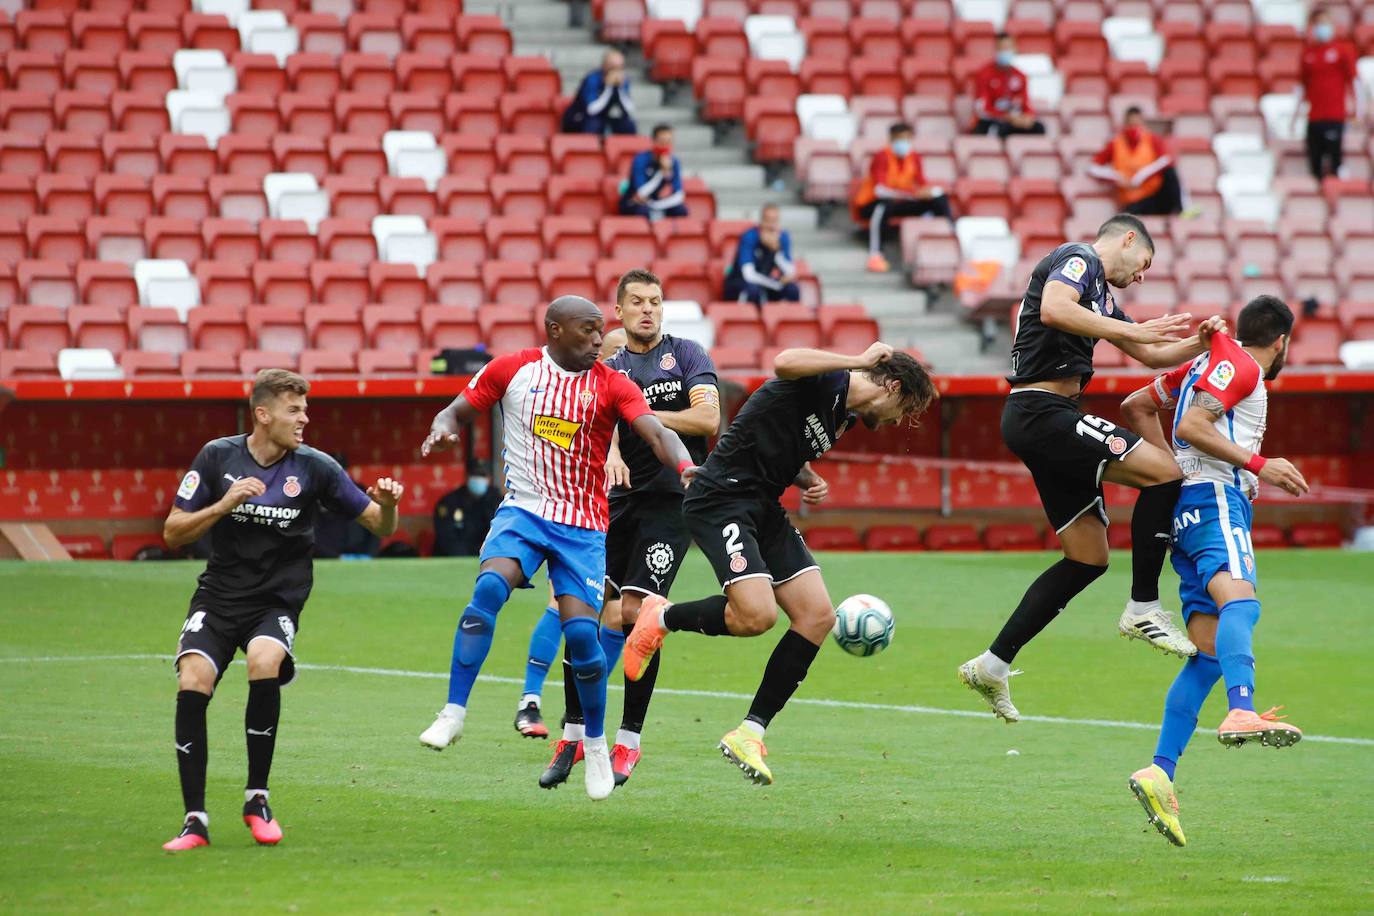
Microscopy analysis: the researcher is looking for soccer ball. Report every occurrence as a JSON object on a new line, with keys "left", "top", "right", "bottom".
{"left": 831, "top": 594, "right": 895, "bottom": 657}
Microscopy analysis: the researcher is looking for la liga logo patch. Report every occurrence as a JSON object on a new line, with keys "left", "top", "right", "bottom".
{"left": 1061, "top": 256, "right": 1087, "bottom": 283}
{"left": 1207, "top": 360, "right": 1236, "bottom": 391}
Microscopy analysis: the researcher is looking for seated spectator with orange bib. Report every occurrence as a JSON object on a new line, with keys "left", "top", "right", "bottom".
{"left": 1087, "top": 107, "right": 1187, "bottom": 217}
{"left": 852, "top": 122, "right": 954, "bottom": 273}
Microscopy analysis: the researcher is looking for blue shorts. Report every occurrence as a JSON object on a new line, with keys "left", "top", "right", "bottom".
{"left": 480, "top": 505, "right": 606, "bottom": 610}
{"left": 1170, "top": 481, "right": 1258, "bottom": 622}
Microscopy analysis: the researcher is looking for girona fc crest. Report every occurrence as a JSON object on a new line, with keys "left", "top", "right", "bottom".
{"left": 579, "top": 389, "right": 595, "bottom": 409}
{"left": 283, "top": 476, "right": 301, "bottom": 498}
{"left": 659, "top": 353, "right": 677, "bottom": 371}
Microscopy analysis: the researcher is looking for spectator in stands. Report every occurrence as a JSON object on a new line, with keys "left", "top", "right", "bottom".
{"left": 620, "top": 124, "right": 688, "bottom": 220}
{"left": 723, "top": 204, "right": 801, "bottom": 305}
{"left": 561, "top": 49, "right": 637, "bottom": 136}
{"left": 971, "top": 34, "right": 1046, "bottom": 137}
{"left": 851, "top": 122, "right": 953, "bottom": 273}
{"left": 1293, "top": 8, "right": 1363, "bottom": 180}
{"left": 432, "top": 459, "right": 502, "bottom": 557}
{"left": 1087, "top": 107, "right": 1187, "bottom": 216}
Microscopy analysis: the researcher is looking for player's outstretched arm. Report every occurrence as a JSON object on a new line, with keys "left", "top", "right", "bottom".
{"left": 421, "top": 394, "right": 482, "bottom": 457}
{"left": 654, "top": 385, "right": 720, "bottom": 437}
{"left": 163, "top": 476, "right": 265, "bottom": 549}
{"left": 357, "top": 477, "right": 404, "bottom": 537}
{"left": 1116, "top": 316, "right": 1228, "bottom": 370}
{"left": 1176, "top": 396, "right": 1309, "bottom": 496}
{"left": 1041, "top": 280, "right": 1193, "bottom": 354}
{"left": 773, "top": 342, "right": 894, "bottom": 379}
{"left": 629, "top": 413, "right": 694, "bottom": 487}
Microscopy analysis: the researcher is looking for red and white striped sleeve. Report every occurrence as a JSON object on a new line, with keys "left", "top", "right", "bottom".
{"left": 463, "top": 350, "right": 538, "bottom": 412}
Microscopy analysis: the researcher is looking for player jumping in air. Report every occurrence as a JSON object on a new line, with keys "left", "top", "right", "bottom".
{"left": 542, "top": 269, "right": 720, "bottom": 790}
{"left": 514, "top": 329, "right": 629, "bottom": 740}
{"left": 959, "top": 214, "right": 1228, "bottom": 723}
{"left": 161, "top": 369, "right": 404, "bottom": 851}
{"left": 1120, "top": 296, "right": 1308, "bottom": 846}
{"left": 621, "top": 344, "right": 937, "bottom": 784}
{"left": 417, "top": 296, "right": 693, "bottom": 801}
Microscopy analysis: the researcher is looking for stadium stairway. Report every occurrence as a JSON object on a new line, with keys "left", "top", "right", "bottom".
{"left": 488, "top": 0, "right": 1007, "bottom": 371}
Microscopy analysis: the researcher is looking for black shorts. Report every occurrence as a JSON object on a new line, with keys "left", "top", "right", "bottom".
{"left": 683, "top": 489, "right": 818, "bottom": 590}
{"left": 605, "top": 491, "right": 692, "bottom": 599}
{"left": 1001, "top": 389, "right": 1143, "bottom": 533}
{"left": 174, "top": 600, "right": 301, "bottom": 686}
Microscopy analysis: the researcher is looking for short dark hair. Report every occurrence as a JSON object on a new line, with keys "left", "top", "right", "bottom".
{"left": 1236, "top": 295, "right": 1294, "bottom": 347}
{"left": 889, "top": 121, "right": 913, "bottom": 138}
{"left": 616, "top": 268, "right": 662, "bottom": 304}
{"left": 250, "top": 368, "right": 308, "bottom": 409}
{"left": 1124, "top": 105, "right": 1144, "bottom": 119}
{"left": 1096, "top": 214, "right": 1155, "bottom": 252}
{"left": 865, "top": 352, "right": 938, "bottom": 419}
{"left": 651, "top": 123, "right": 672, "bottom": 139}
{"left": 996, "top": 31, "right": 1011, "bottom": 41}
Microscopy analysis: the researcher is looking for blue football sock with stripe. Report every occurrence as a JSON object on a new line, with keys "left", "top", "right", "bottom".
{"left": 447, "top": 570, "right": 513, "bottom": 706}
{"left": 522, "top": 605, "right": 562, "bottom": 698}
{"left": 1153, "top": 651, "right": 1222, "bottom": 780}
{"left": 598, "top": 625, "right": 626, "bottom": 676}
{"left": 1216, "top": 598, "right": 1261, "bottom": 711}
{"left": 563, "top": 617, "right": 608, "bottom": 739}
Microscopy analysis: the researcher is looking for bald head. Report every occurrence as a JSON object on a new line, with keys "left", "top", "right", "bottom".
{"left": 544, "top": 296, "right": 606, "bottom": 371}
{"left": 602, "top": 49, "right": 624, "bottom": 71}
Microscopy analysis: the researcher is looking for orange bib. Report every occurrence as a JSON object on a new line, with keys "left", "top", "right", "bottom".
{"left": 1113, "top": 134, "right": 1163, "bottom": 206}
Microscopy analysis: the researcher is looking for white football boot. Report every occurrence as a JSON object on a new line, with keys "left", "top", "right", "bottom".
{"left": 958, "top": 656, "right": 1021, "bottom": 723}
{"left": 1118, "top": 600, "right": 1197, "bottom": 658}
{"left": 419, "top": 704, "right": 465, "bottom": 750}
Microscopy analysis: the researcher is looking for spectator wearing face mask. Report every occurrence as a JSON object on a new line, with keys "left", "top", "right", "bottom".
{"left": 971, "top": 33, "right": 1046, "bottom": 137}
{"left": 723, "top": 203, "right": 801, "bottom": 305}
{"left": 850, "top": 122, "right": 954, "bottom": 273}
{"left": 1087, "top": 107, "right": 1190, "bottom": 217}
{"left": 432, "top": 459, "right": 503, "bottom": 557}
{"left": 1292, "top": 8, "right": 1364, "bottom": 180}
{"left": 620, "top": 123, "right": 688, "bottom": 220}
{"left": 561, "top": 49, "right": 637, "bottom": 136}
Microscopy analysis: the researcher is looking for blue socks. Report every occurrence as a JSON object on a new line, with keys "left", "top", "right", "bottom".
{"left": 563, "top": 617, "right": 608, "bottom": 739}
{"left": 522, "top": 605, "right": 562, "bottom": 697}
{"left": 599, "top": 625, "right": 626, "bottom": 675}
{"left": 447, "top": 570, "right": 513, "bottom": 706}
{"left": 1153, "top": 651, "right": 1222, "bottom": 781}
{"left": 1217, "top": 598, "right": 1261, "bottom": 711}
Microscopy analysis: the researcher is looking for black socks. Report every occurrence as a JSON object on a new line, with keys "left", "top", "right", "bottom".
{"left": 620, "top": 619, "right": 659, "bottom": 734}
{"left": 745, "top": 630, "right": 821, "bottom": 729}
{"left": 561, "top": 653, "right": 585, "bottom": 724}
{"left": 245, "top": 678, "right": 281, "bottom": 793}
{"left": 989, "top": 558, "right": 1107, "bottom": 663}
{"left": 1131, "top": 480, "right": 1182, "bottom": 603}
{"left": 663, "top": 595, "right": 730, "bottom": 636}
{"left": 175, "top": 690, "right": 210, "bottom": 813}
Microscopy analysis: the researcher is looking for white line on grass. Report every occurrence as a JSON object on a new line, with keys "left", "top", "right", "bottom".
{"left": 5, "top": 653, "right": 1372, "bottom": 748}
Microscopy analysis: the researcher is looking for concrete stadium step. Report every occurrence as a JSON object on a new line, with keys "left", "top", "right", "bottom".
{"left": 692, "top": 164, "right": 767, "bottom": 190}
{"left": 716, "top": 203, "right": 818, "bottom": 228}
{"left": 494, "top": 2, "right": 575, "bottom": 23}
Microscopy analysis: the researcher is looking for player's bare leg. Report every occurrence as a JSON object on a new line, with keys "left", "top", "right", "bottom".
{"left": 962, "top": 513, "right": 1109, "bottom": 722}
{"left": 422, "top": 558, "right": 523, "bottom": 750}
{"left": 164, "top": 653, "right": 215, "bottom": 851}
{"left": 241, "top": 638, "right": 286, "bottom": 845}
{"left": 1103, "top": 444, "right": 1197, "bottom": 657}
{"left": 1204, "top": 574, "right": 1302, "bottom": 748}
{"left": 719, "top": 571, "right": 833, "bottom": 785}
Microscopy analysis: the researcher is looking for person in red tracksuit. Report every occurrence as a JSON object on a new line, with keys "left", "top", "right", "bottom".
{"left": 971, "top": 34, "right": 1047, "bottom": 138}
{"left": 1292, "top": 8, "right": 1365, "bottom": 180}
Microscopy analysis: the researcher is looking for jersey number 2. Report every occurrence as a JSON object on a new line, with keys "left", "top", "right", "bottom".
{"left": 722, "top": 523, "right": 743, "bottom": 554}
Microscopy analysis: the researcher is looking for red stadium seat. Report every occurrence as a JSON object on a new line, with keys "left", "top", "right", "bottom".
{"left": 477, "top": 301, "right": 539, "bottom": 351}
{"left": 229, "top": 92, "right": 281, "bottom": 134}
{"left": 547, "top": 176, "right": 605, "bottom": 219}
{"left": 429, "top": 216, "right": 485, "bottom": 263}
{"left": 654, "top": 218, "right": 709, "bottom": 262}
{"left": 642, "top": 20, "right": 696, "bottom": 83}
{"left": 693, "top": 57, "right": 746, "bottom": 123}
{"left": 261, "top": 219, "right": 318, "bottom": 263}
{"left": 398, "top": 51, "right": 453, "bottom": 95}
{"left": 761, "top": 304, "right": 822, "bottom": 348}
{"left": 805, "top": 526, "right": 863, "bottom": 550}
{"left": 77, "top": 261, "right": 136, "bottom": 308}
{"left": 1251, "top": 524, "right": 1287, "bottom": 548}
{"left": 309, "top": 261, "right": 369, "bottom": 307}
{"left": 982, "top": 523, "right": 1041, "bottom": 551}
{"left": 299, "top": 349, "right": 358, "bottom": 376}
{"left": 254, "top": 261, "right": 312, "bottom": 307}
{"left": 482, "top": 261, "right": 539, "bottom": 305}
{"left": 233, "top": 52, "right": 287, "bottom": 96}
{"left": 445, "top": 93, "right": 501, "bottom": 135}
{"left": 495, "top": 134, "right": 552, "bottom": 180}
{"left": 0, "top": 349, "right": 59, "bottom": 377}
{"left": 203, "top": 218, "right": 261, "bottom": 263}
{"left": 189, "top": 305, "right": 250, "bottom": 353}
{"left": 197, "top": 261, "right": 255, "bottom": 307}
{"left": 58, "top": 534, "right": 111, "bottom": 560}
{"left": 428, "top": 261, "right": 484, "bottom": 307}
{"left": 8, "top": 305, "right": 71, "bottom": 349}
{"left": 441, "top": 134, "right": 498, "bottom": 180}
{"left": 27, "top": 219, "right": 84, "bottom": 263}
{"left": 118, "top": 50, "right": 176, "bottom": 94}
{"left": 924, "top": 524, "right": 980, "bottom": 551}
{"left": 68, "top": 305, "right": 128, "bottom": 353}
{"left": 361, "top": 304, "right": 422, "bottom": 350}
{"left": 7, "top": 50, "right": 61, "bottom": 92}
{"left": 273, "top": 135, "right": 329, "bottom": 181}
{"left": 542, "top": 216, "right": 598, "bottom": 262}
{"left": 1287, "top": 522, "right": 1342, "bottom": 548}
{"left": 145, "top": 217, "right": 203, "bottom": 261}
{"left": 292, "top": 13, "right": 347, "bottom": 57}
{"left": 318, "top": 218, "right": 377, "bottom": 265}
{"left": 369, "top": 262, "right": 426, "bottom": 307}
{"left": 864, "top": 525, "right": 923, "bottom": 551}
{"left": 484, "top": 216, "right": 541, "bottom": 262}
{"left": 358, "top": 348, "right": 416, "bottom": 376}
{"left": 537, "top": 261, "right": 597, "bottom": 301}
{"left": 305, "top": 304, "right": 365, "bottom": 351}
{"left": 379, "top": 177, "right": 436, "bottom": 218}
{"left": 45, "top": 132, "right": 103, "bottom": 178}
{"left": 246, "top": 304, "right": 306, "bottom": 353}
{"left": 122, "top": 350, "right": 182, "bottom": 376}
{"left": 456, "top": 15, "right": 512, "bottom": 57}
{"left": 420, "top": 303, "right": 481, "bottom": 347}
{"left": 238, "top": 349, "right": 297, "bottom": 375}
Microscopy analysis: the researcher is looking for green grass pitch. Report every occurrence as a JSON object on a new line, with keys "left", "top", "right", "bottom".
{"left": 2, "top": 551, "right": 1371, "bottom": 913}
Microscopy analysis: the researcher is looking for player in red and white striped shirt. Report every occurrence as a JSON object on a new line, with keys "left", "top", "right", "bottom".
{"left": 416, "top": 296, "right": 693, "bottom": 801}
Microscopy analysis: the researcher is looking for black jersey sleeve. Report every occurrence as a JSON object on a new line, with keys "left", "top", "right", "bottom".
{"left": 679, "top": 338, "right": 719, "bottom": 391}
{"left": 314, "top": 452, "right": 372, "bottom": 519}
{"left": 174, "top": 442, "right": 220, "bottom": 513}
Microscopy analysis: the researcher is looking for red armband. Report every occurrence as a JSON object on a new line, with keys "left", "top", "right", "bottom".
{"left": 677, "top": 459, "right": 693, "bottom": 474}
{"left": 1244, "top": 453, "right": 1267, "bottom": 474}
